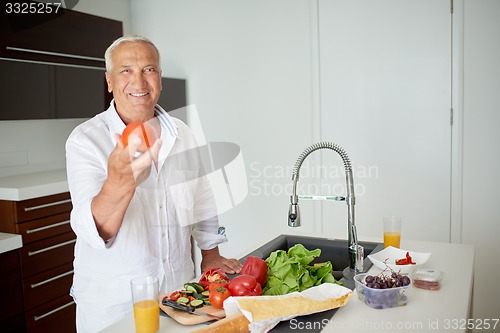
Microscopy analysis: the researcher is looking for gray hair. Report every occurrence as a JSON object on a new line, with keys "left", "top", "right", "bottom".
{"left": 104, "top": 34, "right": 161, "bottom": 72}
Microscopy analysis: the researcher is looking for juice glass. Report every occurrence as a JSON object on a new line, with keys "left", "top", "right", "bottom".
{"left": 131, "top": 276, "right": 159, "bottom": 333}
{"left": 383, "top": 216, "right": 402, "bottom": 248}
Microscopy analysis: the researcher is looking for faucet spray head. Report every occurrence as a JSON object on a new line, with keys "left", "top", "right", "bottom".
{"left": 288, "top": 195, "right": 301, "bottom": 227}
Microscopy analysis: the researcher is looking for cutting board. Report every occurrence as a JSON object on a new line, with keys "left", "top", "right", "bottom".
{"left": 159, "top": 295, "right": 226, "bottom": 325}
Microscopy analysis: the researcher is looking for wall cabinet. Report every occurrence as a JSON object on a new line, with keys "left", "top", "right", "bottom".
{"left": 0, "top": 59, "right": 108, "bottom": 120}
{"left": 0, "top": 192, "right": 76, "bottom": 333}
{"left": 0, "top": 4, "right": 188, "bottom": 120}
{"left": 0, "top": 1, "right": 121, "bottom": 120}
{"left": 0, "top": 2, "right": 122, "bottom": 67}
{"left": 0, "top": 59, "right": 187, "bottom": 120}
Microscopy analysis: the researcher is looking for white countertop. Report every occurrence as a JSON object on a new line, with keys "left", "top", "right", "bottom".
{"left": 0, "top": 169, "right": 68, "bottom": 201}
{"left": 0, "top": 232, "right": 23, "bottom": 254}
{"left": 100, "top": 239, "right": 475, "bottom": 333}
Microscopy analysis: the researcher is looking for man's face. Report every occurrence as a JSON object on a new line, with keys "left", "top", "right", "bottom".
{"left": 105, "top": 41, "right": 162, "bottom": 123}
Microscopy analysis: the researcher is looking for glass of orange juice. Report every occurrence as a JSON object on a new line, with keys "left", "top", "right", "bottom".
{"left": 131, "top": 276, "right": 159, "bottom": 333}
{"left": 383, "top": 216, "right": 402, "bottom": 248}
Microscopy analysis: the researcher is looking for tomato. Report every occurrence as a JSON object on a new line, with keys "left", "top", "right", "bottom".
{"left": 169, "top": 291, "right": 181, "bottom": 301}
{"left": 209, "top": 286, "right": 231, "bottom": 309}
{"left": 121, "top": 121, "right": 157, "bottom": 152}
{"left": 208, "top": 279, "right": 229, "bottom": 293}
{"left": 227, "top": 274, "right": 262, "bottom": 296}
{"left": 240, "top": 256, "right": 268, "bottom": 286}
{"left": 199, "top": 268, "right": 229, "bottom": 288}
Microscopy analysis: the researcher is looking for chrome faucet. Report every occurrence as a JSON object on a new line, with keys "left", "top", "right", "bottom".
{"left": 287, "top": 142, "right": 363, "bottom": 274}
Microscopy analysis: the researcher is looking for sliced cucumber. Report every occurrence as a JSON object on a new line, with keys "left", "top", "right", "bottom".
{"left": 203, "top": 299, "right": 211, "bottom": 306}
{"left": 201, "top": 290, "right": 210, "bottom": 298}
{"left": 179, "top": 290, "right": 194, "bottom": 296}
{"left": 190, "top": 282, "right": 206, "bottom": 293}
{"left": 184, "top": 282, "right": 205, "bottom": 294}
{"left": 177, "top": 297, "right": 190, "bottom": 305}
{"left": 193, "top": 293, "right": 205, "bottom": 300}
{"left": 184, "top": 284, "right": 198, "bottom": 293}
{"left": 190, "top": 299, "right": 204, "bottom": 308}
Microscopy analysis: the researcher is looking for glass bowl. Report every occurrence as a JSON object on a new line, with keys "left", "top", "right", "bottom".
{"left": 354, "top": 273, "right": 410, "bottom": 309}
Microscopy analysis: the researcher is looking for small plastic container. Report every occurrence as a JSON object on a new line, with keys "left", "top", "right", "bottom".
{"left": 354, "top": 273, "right": 410, "bottom": 309}
{"left": 411, "top": 269, "right": 443, "bottom": 290}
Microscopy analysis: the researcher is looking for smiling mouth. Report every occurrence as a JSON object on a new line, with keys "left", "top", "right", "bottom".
{"left": 129, "top": 92, "right": 149, "bottom": 97}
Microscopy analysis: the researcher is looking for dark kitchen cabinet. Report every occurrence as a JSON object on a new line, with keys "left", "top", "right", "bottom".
{"left": 158, "top": 77, "right": 188, "bottom": 113}
{"left": 0, "top": 1, "right": 122, "bottom": 68}
{"left": 0, "top": 59, "right": 108, "bottom": 120}
{"left": 0, "top": 4, "right": 187, "bottom": 120}
{"left": 54, "top": 65, "right": 107, "bottom": 118}
{"left": 0, "top": 60, "right": 53, "bottom": 119}
{"left": 0, "top": 249, "right": 26, "bottom": 333}
{"left": 0, "top": 1, "right": 121, "bottom": 120}
{"left": 0, "top": 192, "right": 76, "bottom": 333}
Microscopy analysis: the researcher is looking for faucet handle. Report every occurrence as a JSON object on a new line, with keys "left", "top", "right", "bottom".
{"left": 356, "top": 245, "right": 364, "bottom": 273}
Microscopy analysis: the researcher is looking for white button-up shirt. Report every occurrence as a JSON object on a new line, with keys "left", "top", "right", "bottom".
{"left": 65, "top": 101, "right": 226, "bottom": 332}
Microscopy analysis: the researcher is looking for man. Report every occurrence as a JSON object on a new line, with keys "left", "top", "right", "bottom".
{"left": 66, "top": 34, "right": 241, "bottom": 332}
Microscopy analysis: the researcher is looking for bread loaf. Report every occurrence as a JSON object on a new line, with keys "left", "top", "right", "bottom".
{"left": 191, "top": 312, "right": 250, "bottom": 333}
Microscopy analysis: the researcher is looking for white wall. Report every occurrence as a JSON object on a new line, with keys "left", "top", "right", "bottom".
{"left": 129, "top": 0, "right": 321, "bottom": 258}
{"left": 462, "top": 0, "right": 500, "bottom": 328}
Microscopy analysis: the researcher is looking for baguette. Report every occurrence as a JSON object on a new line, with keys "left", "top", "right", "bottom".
{"left": 192, "top": 312, "right": 250, "bottom": 333}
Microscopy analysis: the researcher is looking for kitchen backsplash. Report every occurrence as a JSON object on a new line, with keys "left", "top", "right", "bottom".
{"left": 0, "top": 118, "right": 87, "bottom": 178}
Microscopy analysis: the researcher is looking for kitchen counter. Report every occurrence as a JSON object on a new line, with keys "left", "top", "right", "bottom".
{"left": 0, "top": 169, "right": 68, "bottom": 201}
{"left": 100, "top": 239, "right": 474, "bottom": 333}
{"left": 0, "top": 232, "right": 22, "bottom": 254}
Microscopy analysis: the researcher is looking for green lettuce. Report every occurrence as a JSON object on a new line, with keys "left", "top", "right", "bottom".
{"left": 262, "top": 243, "right": 343, "bottom": 296}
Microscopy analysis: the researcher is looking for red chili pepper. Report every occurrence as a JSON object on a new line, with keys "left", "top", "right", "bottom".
{"left": 395, "top": 252, "right": 416, "bottom": 265}
{"left": 198, "top": 267, "right": 229, "bottom": 288}
{"left": 240, "top": 256, "right": 268, "bottom": 286}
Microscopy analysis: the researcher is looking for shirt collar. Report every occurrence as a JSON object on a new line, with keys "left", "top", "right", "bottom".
{"left": 154, "top": 104, "right": 179, "bottom": 138}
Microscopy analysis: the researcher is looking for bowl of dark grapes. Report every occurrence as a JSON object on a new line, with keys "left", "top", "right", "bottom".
{"left": 354, "top": 270, "right": 411, "bottom": 309}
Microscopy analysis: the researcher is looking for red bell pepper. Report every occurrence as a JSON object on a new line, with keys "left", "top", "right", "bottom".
{"left": 198, "top": 267, "right": 229, "bottom": 288}
{"left": 227, "top": 274, "right": 262, "bottom": 296}
{"left": 240, "top": 256, "right": 268, "bottom": 286}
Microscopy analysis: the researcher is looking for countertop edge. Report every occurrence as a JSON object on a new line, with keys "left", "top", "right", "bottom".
{"left": 0, "top": 232, "right": 23, "bottom": 254}
{"left": 0, "top": 169, "right": 69, "bottom": 201}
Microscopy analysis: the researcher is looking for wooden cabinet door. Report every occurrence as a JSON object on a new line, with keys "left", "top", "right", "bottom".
{"left": 54, "top": 65, "right": 109, "bottom": 118}
{"left": 0, "top": 60, "right": 52, "bottom": 120}
{"left": 0, "top": 250, "right": 24, "bottom": 323}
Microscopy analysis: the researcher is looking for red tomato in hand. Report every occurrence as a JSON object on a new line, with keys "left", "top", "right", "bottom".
{"left": 209, "top": 286, "right": 231, "bottom": 309}
{"left": 121, "top": 121, "right": 157, "bottom": 152}
{"left": 208, "top": 279, "right": 229, "bottom": 293}
{"left": 227, "top": 274, "right": 262, "bottom": 296}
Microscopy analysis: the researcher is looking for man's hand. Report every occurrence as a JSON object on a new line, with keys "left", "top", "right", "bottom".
{"left": 91, "top": 134, "right": 162, "bottom": 241}
{"left": 109, "top": 133, "right": 162, "bottom": 186}
{"left": 201, "top": 247, "right": 243, "bottom": 275}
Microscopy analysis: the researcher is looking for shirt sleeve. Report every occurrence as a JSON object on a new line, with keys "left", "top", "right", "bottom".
{"left": 66, "top": 128, "right": 111, "bottom": 249}
{"left": 191, "top": 216, "right": 227, "bottom": 250}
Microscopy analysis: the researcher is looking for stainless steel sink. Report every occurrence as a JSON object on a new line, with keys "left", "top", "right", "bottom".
{"left": 237, "top": 234, "right": 383, "bottom": 332}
